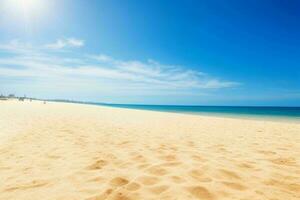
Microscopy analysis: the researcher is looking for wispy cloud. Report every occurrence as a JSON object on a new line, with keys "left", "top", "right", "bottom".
{"left": 89, "top": 54, "right": 112, "bottom": 62}
{"left": 0, "top": 39, "right": 239, "bottom": 98}
{"left": 45, "top": 38, "right": 85, "bottom": 49}
{"left": 0, "top": 39, "right": 35, "bottom": 54}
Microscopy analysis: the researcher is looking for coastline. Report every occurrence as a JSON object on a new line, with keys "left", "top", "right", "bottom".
{"left": 0, "top": 100, "right": 299, "bottom": 199}
{"left": 50, "top": 100, "right": 300, "bottom": 123}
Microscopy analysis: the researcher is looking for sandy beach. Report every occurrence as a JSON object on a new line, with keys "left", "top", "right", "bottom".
{"left": 0, "top": 100, "right": 299, "bottom": 200}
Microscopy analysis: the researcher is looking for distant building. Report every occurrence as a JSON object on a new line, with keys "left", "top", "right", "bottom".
{"left": 0, "top": 94, "right": 8, "bottom": 100}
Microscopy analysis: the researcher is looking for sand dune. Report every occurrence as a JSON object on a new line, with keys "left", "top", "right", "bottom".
{"left": 0, "top": 100, "right": 299, "bottom": 200}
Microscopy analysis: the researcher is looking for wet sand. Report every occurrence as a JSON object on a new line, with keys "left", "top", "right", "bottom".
{"left": 0, "top": 100, "right": 299, "bottom": 200}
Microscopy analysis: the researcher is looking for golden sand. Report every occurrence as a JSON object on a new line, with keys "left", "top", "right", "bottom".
{"left": 0, "top": 100, "right": 299, "bottom": 200}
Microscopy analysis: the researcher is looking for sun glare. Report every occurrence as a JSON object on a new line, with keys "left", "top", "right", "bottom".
{"left": 22, "top": 0, "right": 41, "bottom": 10}
{"left": 2, "top": 0, "right": 48, "bottom": 22}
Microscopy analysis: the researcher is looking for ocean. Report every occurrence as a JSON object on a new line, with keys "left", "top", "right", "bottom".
{"left": 50, "top": 100, "right": 300, "bottom": 121}
{"left": 92, "top": 103, "right": 300, "bottom": 121}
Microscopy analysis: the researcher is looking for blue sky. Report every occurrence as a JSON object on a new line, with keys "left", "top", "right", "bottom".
{"left": 0, "top": 0, "right": 299, "bottom": 106}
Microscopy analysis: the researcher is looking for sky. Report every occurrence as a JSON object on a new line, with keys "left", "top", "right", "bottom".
{"left": 0, "top": 0, "right": 299, "bottom": 106}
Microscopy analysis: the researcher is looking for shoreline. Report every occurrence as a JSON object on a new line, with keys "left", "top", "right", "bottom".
{"left": 49, "top": 100, "right": 300, "bottom": 123}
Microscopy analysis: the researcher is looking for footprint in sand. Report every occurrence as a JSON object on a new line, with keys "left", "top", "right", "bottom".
{"left": 110, "top": 177, "right": 129, "bottom": 187}
{"left": 137, "top": 176, "right": 160, "bottom": 186}
{"left": 186, "top": 186, "right": 215, "bottom": 200}
{"left": 86, "top": 160, "right": 108, "bottom": 170}
{"left": 126, "top": 182, "right": 141, "bottom": 191}
{"left": 159, "top": 154, "right": 177, "bottom": 162}
{"left": 88, "top": 176, "right": 105, "bottom": 183}
{"left": 222, "top": 181, "right": 247, "bottom": 190}
{"left": 118, "top": 161, "right": 134, "bottom": 168}
{"left": 189, "top": 169, "right": 212, "bottom": 182}
{"left": 132, "top": 154, "right": 147, "bottom": 163}
{"left": 111, "top": 191, "right": 133, "bottom": 200}
{"left": 270, "top": 157, "right": 297, "bottom": 166}
{"left": 146, "top": 166, "right": 169, "bottom": 176}
{"left": 169, "top": 175, "right": 186, "bottom": 184}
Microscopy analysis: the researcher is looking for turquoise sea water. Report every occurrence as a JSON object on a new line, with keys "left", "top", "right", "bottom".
{"left": 91, "top": 103, "right": 300, "bottom": 121}
{"left": 50, "top": 100, "right": 300, "bottom": 121}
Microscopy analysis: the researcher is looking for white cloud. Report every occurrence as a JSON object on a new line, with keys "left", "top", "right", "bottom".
{"left": 45, "top": 39, "right": 65, "bottom": 49}
{"left": 67, "top": 38, "right": 85, "bottom": 47}
{"left": 0, "top": 39, "right": 240, "bottom": 97}
{"left": 45, "top": 38, "right": 84, "bottom": 49}
{"left": 0, "top": 39, "right": 35, "bottom": 54}
{"left": 89, "top": 54, "right": 112, "bottom": 62}
{"left": 201, "top": 79, "right": 239, "bottom": 89}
